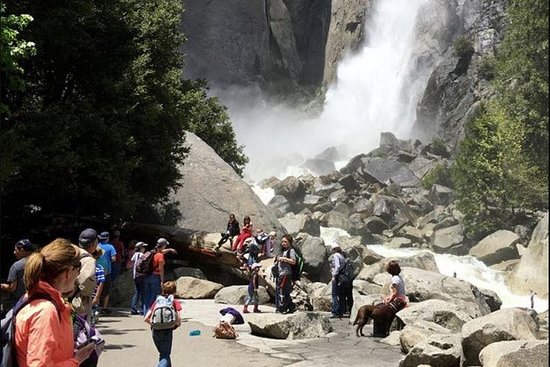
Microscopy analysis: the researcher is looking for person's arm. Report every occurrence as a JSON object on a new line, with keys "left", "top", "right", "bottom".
{"left": 0, "top": 280, "right": 16, "bottom": 293}
{"left": 174, "top": 300, "right": 182, "bottom": 328}
{"left": 144, "top": 302, "right": 155, "bottom": 324}
{"left": 161, "top": 248, "right": 177, "bottom": 255}
{"left": 158, "top": 259, "right": 165, "bottom": 283}
{"left": 281, "top": 249, "right": 296, "bottom": 266}
{"left": 92, "top": 283, "right": 104, "bottom": 305}
{"left": 384, "top": 284, "right": 398, "bottom": 303}
{"left": 110, "top": 246, "right": 117, "bottom": 263}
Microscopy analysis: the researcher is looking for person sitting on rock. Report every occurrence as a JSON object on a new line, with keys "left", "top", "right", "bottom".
{"left": 217, "top": 213, "right": 240, "bottom": 249}
{"left": 232, "top": 215, "right": 253, "bottom": 252}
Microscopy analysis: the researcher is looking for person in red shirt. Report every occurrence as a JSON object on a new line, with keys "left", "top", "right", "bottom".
{"left": 143, "top": 238, "right": 177, "bottom": 313}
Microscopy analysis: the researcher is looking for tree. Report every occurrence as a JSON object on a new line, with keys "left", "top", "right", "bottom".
{"left": 453, "top": 103, "right": 547, "bottom": 238}
{"left": 0, "top": 0, "right": 247, "bottom": 231}
{"left": 495, "top": 0, "right": 549, "bottom": 173}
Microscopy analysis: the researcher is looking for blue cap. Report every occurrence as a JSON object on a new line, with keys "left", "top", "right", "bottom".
{"left": 98, "top": 231, "right": 109, "bottom": 240}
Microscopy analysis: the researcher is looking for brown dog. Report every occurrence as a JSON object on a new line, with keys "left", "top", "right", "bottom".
{"left": 353, "top": 303, "right": 396, "bottom": 337}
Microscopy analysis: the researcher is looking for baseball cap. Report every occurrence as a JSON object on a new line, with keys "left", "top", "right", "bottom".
{"left": 156, "top": 238, "right": 169, "bottom": 247}
{"left": 98, "top": 231, "right": 109, "bottom": 240}
{"left": 15, "top": 238, "right": 33, "bottom": 251}
{"left": 330, "top": 242, "right": 340, "bottom": 250}
{"left": 251, "top": 263, "right": 262, "bottom": 270}
{"left": 268, "top": 231, "right": 276, "bottom": 237}
{"left": 79, "top": 228, "right": 98, "bottom": 246}
{"left": 135, "top": 241, "right": 144, "bottom": 249}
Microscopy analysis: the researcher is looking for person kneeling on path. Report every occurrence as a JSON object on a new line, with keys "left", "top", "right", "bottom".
{"left": 145, "top": 281, "right": 182, "bottom": 367}
{"left": 243, "top": 263, "right": 262, "bottom": 314}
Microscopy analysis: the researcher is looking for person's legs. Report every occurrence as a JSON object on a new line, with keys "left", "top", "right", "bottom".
{"left": 152, "top": 329, "right": 173, "bottom": 367}
{"left": 280, "top": 275, "right": 295, "bottom": 313}
{"left": 100, "top": 274, "right": 112, "bottom": 313}
{"left": 143, "top": 274, "right": 157, "bottom": 314}
{"left": 331, "top": 280, "right": 341, "bottom": 317}
{"left": 345, "top": 282, "right": 354, "bottom": 314}
{"left": 131, "top": 278, "right": 143, "bottom": 314}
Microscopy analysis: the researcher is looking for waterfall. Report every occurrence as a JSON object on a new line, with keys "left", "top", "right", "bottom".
{"left": 218, "top": 0, "right": 431, "bottom": 182}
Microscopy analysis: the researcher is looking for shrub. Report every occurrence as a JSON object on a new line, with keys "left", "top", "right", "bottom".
{"left": 422, "top": 163, "right": 453, "bottom": 190}
{"left": 453, "top": 36, "right": 474, "bottom": 59}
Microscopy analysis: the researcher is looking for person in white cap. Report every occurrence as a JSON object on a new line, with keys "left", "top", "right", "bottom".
{"left": 243, "top": 263, "right": 262, "bottom": 313}
{"left": 329, "top": 242, "right": 346, "bottom": 318}
{"left": 130, "top": 242, "right": 146, "bottom": 314}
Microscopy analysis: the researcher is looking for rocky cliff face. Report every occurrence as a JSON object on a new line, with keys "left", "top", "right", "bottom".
{"left": 181, "top": 0, "right": 507, "bottom": 149}
{"left": 181, "top": 0, "right": 370, "bottom": 95}
{"left": 412, "top": 0, "right": 507, "bottom": 150}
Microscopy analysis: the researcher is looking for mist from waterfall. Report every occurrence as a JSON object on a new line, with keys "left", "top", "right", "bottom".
{"left": 215, "top": 0, "right": 429, "bottom": 182}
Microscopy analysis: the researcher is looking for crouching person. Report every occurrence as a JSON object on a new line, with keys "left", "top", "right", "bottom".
{"left": 145, "top": 281, "right": 182, "bottom": 367}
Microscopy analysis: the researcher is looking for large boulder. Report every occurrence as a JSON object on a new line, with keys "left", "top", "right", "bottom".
{"left": 247, "top": 312, "right": 333, "bottom": 339}
{"left": 279, "top": 213, "right": 320, "bottom": 237}
{"left": 479, "top": 339, "right": 548, "bottom": 367}
{"left": 461, "top": 308, "right": 540, "bottom": 366}
{"left": 399, "top": 334, "right": 463, "bottom": 367}
{"left": 362, "top": 157, "right": 421, "bottom": 187}
{"left": 298, "top": 235, "right": 328, "bottom": 281}
{"left": 214, "top": 285, "right": 271, "bottom": 305}
{"left": 175, "top": 276, "right": 224, "bottom": 299}
{"left": 171, "top": 132, "right": 285, "bottom": 234}
{"left": 469, "top": 230, "right": 521, "bottom": 266}
{"left": 430, "top": 224, "right": 466, "bottom": 255}
{"left": 399, "top": 320, "right": 452, "bottom": 354}
{"left": 507, "top": 213, "right": 549, "bottom": 298}
{"left": 396, "top": 299, "right": 475, "bottom": 332}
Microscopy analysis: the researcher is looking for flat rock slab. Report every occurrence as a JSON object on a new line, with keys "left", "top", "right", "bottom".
{"left": 97, "top": 300, "right": 404, "bottom": 367}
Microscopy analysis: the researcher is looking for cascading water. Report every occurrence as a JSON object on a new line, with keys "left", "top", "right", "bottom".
{"left": 367, "top": 245, "right": 549, "bottom": 313}
{"left": 220, "top": 0, "right": 431, "bottom": 182}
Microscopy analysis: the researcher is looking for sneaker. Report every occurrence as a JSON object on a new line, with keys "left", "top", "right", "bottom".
{"left": 130, "top": 310, "right": 140, "bottom": 315}
{"left": 243, "top": 309, "right": 250, "bottom": 314}
{"left": 329, "top": 314, "right": 341, "bottom": 319}
{"left": 253, "top": 308, "right": 262, "bottom": 313}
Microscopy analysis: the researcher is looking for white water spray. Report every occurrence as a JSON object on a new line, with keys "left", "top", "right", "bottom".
{"left": 217, "top": 0, "right": 430, "bottom": 182}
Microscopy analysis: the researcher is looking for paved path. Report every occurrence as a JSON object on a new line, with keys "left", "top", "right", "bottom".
{"left": 97, "top": 300, "right": 404, "bottom": 367}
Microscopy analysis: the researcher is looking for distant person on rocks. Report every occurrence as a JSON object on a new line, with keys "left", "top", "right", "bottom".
{"left": 1, "top": 239, "right": 34, "bottom": 311}
{"left": 329, "top": 242, "right": 346, "bottom": 319}
{"left": 217, "top": 213, "right": 240, "bottom": 248}
{"left": 529, "top": 290, "right": 536, "bottom": 309}
{"left": 243, "top": 263, "right": 262, "bottom": 314}
{"left": 72, "top": 228, "right": 101, "bottom": 321}
{"left": 110, "top": 230, "right": 125, "bottom": 281}
{"left": 232, "top": 215, "right": 253, "bottom": 252}
{"left": 14, "top": 238, "right": 95, "bottom": 366}
{"left": 98, "top": 231, "right": 117, "bottom": 314}
{"left": 144, "top": 281, "right": 182, "bottom": 367}
{"left": 275, "top": 234, "right": 297, "bottom": 314}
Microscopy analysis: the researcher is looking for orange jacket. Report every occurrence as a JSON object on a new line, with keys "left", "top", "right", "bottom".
{"left": 15, "top": 281, "right": 78, "bottom": 367}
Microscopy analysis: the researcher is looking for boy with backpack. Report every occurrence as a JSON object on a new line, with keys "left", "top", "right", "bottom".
{"left": 144, "top": 281, "right": 181, "bottom": 367}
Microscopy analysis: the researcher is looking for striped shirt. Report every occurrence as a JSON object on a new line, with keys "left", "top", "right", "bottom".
{"left": 92, "top": 264, "right": 106, "bottom": 299}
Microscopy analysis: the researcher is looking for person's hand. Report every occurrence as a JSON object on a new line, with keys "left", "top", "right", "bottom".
{"left": 92, "top": 297, "right": 99, "bottom": 305}
{"left": 74, "top": 342, "right": 95, "bottom": 363}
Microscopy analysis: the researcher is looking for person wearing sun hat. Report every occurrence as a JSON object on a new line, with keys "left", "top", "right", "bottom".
{"left": 1, "top": 238, "right": 35, "bottom": 310}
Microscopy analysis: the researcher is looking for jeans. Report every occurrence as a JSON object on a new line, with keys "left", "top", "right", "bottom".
{"left": 152, "top": 329, "right": 173, "bottom": 367}
{"left": 143, "top": 274, "right": 161, "bottom": 314}
{"left": 245, "top": 289, "right": 259, "bottom": 307}
{"left": 277, "top": 274, "right": 294, "bottom": 312}
{"left": 131, "top": 277, "right": 144, "bottom": 313}
{"left": 331, "top": 279, "right": 342, "bottom": 316}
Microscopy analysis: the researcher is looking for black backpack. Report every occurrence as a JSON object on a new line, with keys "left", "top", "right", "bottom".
{"left": 1, "top": 293, "right": 57, "bottom": 367}
{"left": 338, "top": 257, "right": 354, "bottom": 283}
{"left": 135, "top": 251, "right": 154, "bottom": 275}
{"left": 285, "top": 247, "right": 304, "bottom": 282}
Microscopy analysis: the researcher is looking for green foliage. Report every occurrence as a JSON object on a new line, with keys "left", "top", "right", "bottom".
{"left": 422, "top": 163, "right": 453, "bottom": 190}
{"left": 0, "top": 4, "right": 35, "bottom": 114}
{"left": 182, "top": 80, "right": 248, "bottom": 176}
{"left": 453, "top": 103, "right": 547, "bottom": 238}
{"left": 430, "top": 138, "right": 450, "bottom": 157}
{"left": 0, "top": 0, "right": 247, "bottom": 228}
{"left": 495, "top": 0, "right": 549, "bottom": 173}
{"left": 477, "top": 56, "right": 496, "bottom": 80}
{"left": 453, "top": 36, "right": 474, "bottom": 59}
{"left": 453, "top": 0, "right": 548, "bottom": 238}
